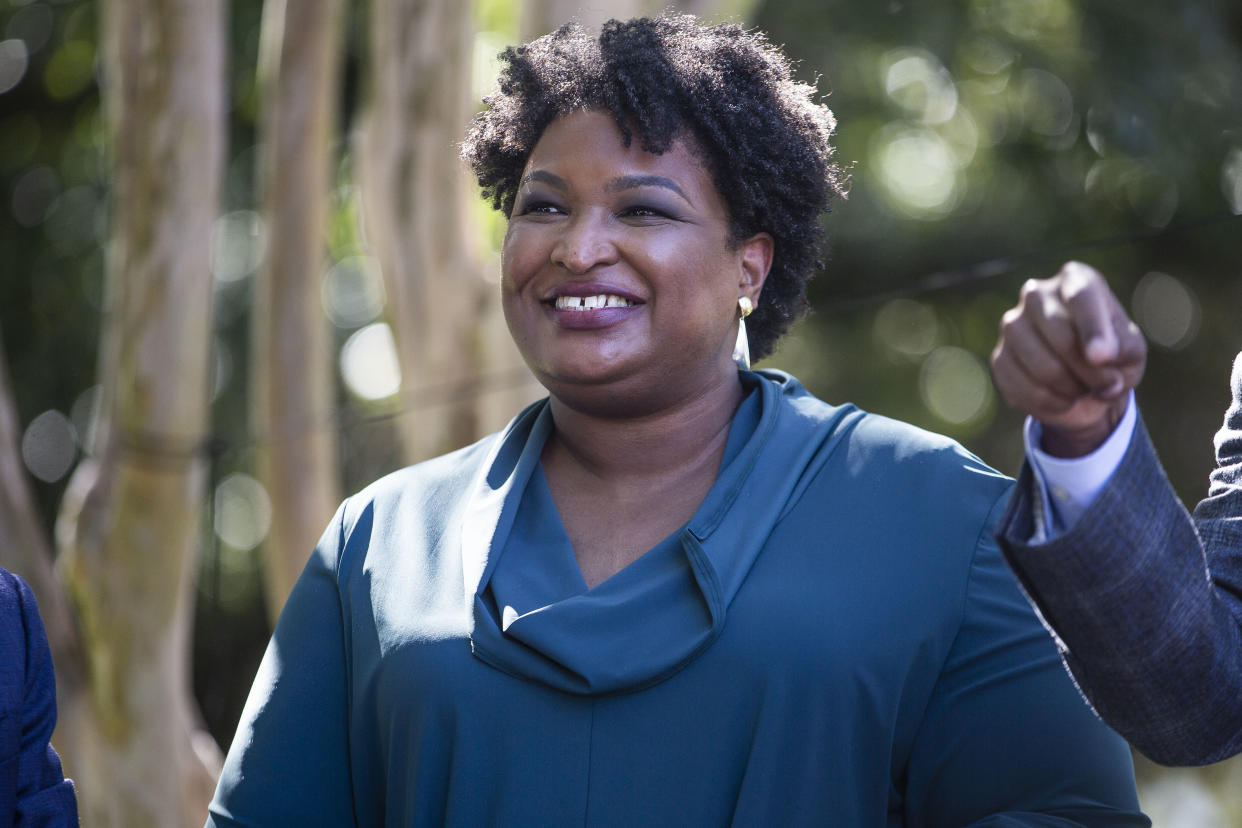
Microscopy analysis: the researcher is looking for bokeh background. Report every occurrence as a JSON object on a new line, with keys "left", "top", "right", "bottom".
{"left": 2, "top": 0, "right": 1240, "bottom": 823}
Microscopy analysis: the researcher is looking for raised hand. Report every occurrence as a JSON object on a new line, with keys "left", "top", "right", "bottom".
{"left": 990, "top": 262, "right": 1147, "bottom": 458}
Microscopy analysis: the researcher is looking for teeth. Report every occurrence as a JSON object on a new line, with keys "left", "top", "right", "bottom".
{"left": 554, "top": 294, "right": 635, "bottom": 310}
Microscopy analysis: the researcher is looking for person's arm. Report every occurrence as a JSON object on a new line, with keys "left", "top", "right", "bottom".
{"left": 991, "top": 264, "right": 1242, "bottom": 765}
{"left": 1004, "top": 408, "right": 1242, "bottom": 766}
{"left": 11, "top": 573, "right": 79, "bottom": 826}
{"left": 903, "top": 494, "right": 1148, "bottom": 827}
{"left": 1194, "top": 352, "right": 1242, "bottom": 577}
{"left": 207, "top": 503, "right": 357, "bottom": 827}
{"left": 1023, "top": 391, "right": 1136, "bottom": 540}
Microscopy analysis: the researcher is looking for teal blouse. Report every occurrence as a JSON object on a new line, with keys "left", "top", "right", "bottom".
{"left": 208, "top": 371, "right": 1146, "bottom": 827}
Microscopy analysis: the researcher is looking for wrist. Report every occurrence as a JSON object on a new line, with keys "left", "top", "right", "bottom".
{"left": 1038, "top": 397, "right": 1129, "bottom": 459}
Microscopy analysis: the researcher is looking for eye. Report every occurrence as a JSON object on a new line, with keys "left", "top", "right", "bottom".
{"left": 518, "top": 200, "right": 566, "bottom": 217}
{"left": 618, "top": 204, "right": 673, "bottom": 221}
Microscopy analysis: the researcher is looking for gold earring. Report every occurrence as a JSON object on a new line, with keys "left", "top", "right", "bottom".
{"left": 733, "top": 297, "right": 754, "bottom": 370}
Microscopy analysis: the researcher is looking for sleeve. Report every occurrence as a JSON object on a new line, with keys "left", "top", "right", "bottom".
{"left": 999, "top": 404, "right": 1242, "bottom": 766}
{"left": 1024, "top": 392, "right": 1136, "bottom": 539}
{"left": 12, "top": 575, "right": 79, "bottom": 827}
{"left": 903, "top": 492, "right": 1149, "bottom": 827}
{"left": 207, "top": 503, "right": 358, "bottom": 827}
{"left": 1193, "top": 350, "right": 1242, "bottom": 628}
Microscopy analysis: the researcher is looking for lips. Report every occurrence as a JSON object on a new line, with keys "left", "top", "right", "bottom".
{"left": 542, "top": 283, "right": 644, "bottom": 330}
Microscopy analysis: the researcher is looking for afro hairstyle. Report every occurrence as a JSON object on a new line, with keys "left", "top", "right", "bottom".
{"left": 462, "top": 12, "right": 845, "bottom": 360}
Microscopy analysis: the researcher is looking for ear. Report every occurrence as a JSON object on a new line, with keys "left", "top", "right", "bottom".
{"left": 737, "top": 232, "right": 774, "bottom": 306}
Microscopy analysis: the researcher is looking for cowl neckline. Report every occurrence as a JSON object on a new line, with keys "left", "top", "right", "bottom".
{"left": 464, "top": 370, "right": 863, "bottom": 695}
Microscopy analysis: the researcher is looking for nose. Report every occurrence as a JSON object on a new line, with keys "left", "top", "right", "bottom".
{"left": 551, "top": 212, "right": 618, "bottom": 274}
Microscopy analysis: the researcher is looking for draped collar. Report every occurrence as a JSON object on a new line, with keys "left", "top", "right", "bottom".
{"left": 462, "top": 370, "right": 863, "bottom": 695}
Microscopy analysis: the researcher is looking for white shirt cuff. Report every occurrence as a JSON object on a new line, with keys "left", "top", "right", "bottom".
{"left": 1024, "top": 391, "right": 1137, "bottom": 540}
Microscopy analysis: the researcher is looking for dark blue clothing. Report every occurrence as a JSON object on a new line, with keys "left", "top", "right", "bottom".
{"left": 999, "top": 352, "right": 1242, "bottom": 765}
{"left": 1, "top": 568, "right": 78, "bottom": 826}
{"left": 209, "top": 371, "right": 1145, "bottom": 826}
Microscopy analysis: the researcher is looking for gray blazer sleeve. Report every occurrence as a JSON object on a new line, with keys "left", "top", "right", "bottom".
{"left": 996, "top": 351, "right": 1242, "bottom": 766}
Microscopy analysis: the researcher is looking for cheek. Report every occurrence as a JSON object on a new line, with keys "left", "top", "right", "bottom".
{"left": 680, "top": 253, "right": 745, "bottom": 317}
{"left": 500, "top": 227, "right": 539, "bottom": 292}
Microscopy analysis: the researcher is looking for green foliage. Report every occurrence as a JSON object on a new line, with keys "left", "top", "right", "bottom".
{"left": 476, "top": 0, "right": 520, "bottom": 38}
{"left": 754, "top": 0, "right": 1242, "bottom": 496}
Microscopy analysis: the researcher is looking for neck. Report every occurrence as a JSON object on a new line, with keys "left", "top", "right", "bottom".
{"left": 544, "top": 369, "right": 745, "bottom": 483}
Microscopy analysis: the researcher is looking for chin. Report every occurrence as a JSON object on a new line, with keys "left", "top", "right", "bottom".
{"left": 543, "top": 364, "right": 737, "bottom": 421}
{"left": 526, "top": 344, "right": 642, "bottom": 388}
{"left": 530, "top": 362, "right": 658, "bottom": 416}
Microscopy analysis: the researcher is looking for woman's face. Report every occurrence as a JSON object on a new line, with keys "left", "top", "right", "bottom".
{"left": 501, "top": 110, "right": 771, "bottom": 414}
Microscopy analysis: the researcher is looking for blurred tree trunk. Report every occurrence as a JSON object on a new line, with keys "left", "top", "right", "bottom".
{"left": 49, "top": 0, "right": 227, "bottom": 825}
{"left": 521, "top": 0, "right": 760, "bottom": 40}
{"left": 358, "top": 0, "right": 538, "bottom": 465}
{"left": 252, "top": 0, "right": 345, "bottom": 622}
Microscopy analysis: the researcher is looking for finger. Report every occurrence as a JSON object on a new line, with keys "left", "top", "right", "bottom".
{"left": 991, "top": 334, "right": 1082, "bottom": 420}
{"left": 1111, "top": 305, "right": 1147, "bottom": 368}
{"left": 1110, "top": 305, "right": 1147, "bottom": 391}
{"left": 997, "top": 305, "right": 1090, "bottom": 401}
{"left": 1014, "top": 278, "right": 1082, "bottom": 365}
{"left": 994, "top": 341, "right": 1128, "bottom": 436}
{"left": 1022, "top": 279, "right": 1121, "bottom": 396}
{"left": 1088, "top": 294, "right": 1146, "bottom": 400}
{"left": 1058, "top": 262, "right": 1119, "bottom": 365}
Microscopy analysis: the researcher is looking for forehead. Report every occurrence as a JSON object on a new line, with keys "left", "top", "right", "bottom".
{"left": 523, "top": 110, "right": 715, "bottom": 192}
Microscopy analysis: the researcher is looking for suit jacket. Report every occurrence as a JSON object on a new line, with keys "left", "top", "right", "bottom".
{"left": 0, "top": 568, "right": 78, "bottom": 825}
{"left": 997, "top": 351, "right": 1242, "bottom": 766}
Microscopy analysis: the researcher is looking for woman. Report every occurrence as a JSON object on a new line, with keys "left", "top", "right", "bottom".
{"left": 208, "top": 15, "right": 1147, "bottom": 826}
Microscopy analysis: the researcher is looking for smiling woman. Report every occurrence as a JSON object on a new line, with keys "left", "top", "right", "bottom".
{"left": 500, "top": 111, "right": 767, "bottom": 415}
{"left": 207, "top": 13, "right": 1148, "bottom": 827}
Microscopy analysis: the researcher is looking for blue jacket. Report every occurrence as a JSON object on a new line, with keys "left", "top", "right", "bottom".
{"left": 0, "top": 568, "right": 78, "bottom": 826}
{"left": 998, "top": 352, "right": 1242, "bottom": 765}
{"left": 211, "top": 371, "right": 1145, "bottom": 826}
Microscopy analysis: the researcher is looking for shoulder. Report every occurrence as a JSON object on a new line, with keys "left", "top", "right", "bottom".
{"left": 0, "top": 570, "right": 26, "bottom": 672}
{"left": 0, "top": 566, "right": 24, "bottom": 603}
{"left": 757, "top": 373, "right": 1013, "bottom": 586}
{"left": 342, "top": 434, "right": 500, "bottom": 525}
{"left": 850, "top": 410, "right": 1006, "bottom": 485}
{"left": 0, "top": 568, "right": 37, "bottom": 645}
{"left": 340, "top": 397, "right": 549, "bottom": 529}
{"left": 0, "top": 566, "right": 18, "bottom": 611}
{"left": 842, "top": 412, "right": 1013, "bottom": 552}
{"left": 762, "top": 369, "right": 1010, "bottom": 499}
{"left": 760, "top": 375, "right": 1019, "bottom": 634}
{"left": 307, "top": 434, "right": 503, "bottom": 575}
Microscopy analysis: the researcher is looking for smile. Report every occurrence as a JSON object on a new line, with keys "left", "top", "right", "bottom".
{"left": 553, "top": 295, "right": 636, "bottom": 310}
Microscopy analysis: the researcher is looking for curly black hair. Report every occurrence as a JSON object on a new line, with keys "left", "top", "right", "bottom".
{"left": 462, "top": 12, "right": 845, "bottom": 361}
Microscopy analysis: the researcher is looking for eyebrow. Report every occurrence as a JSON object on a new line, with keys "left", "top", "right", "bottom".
{"left": 518, "top": 170, "right": 694, "bottom": 207}
{"left": 520, "top": 170, "right": 568, "bottom": 190}
{"left": 604, "top": 174, "right": 693, "bottom": 206}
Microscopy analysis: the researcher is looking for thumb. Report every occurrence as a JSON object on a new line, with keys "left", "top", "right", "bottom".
{"left": 1084, "top": 325, "right": 1119, "bottom": 365}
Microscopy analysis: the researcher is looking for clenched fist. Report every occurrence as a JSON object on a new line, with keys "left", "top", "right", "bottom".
{"left": 990, "top": 262, "right": 1147, "bottom": 458}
